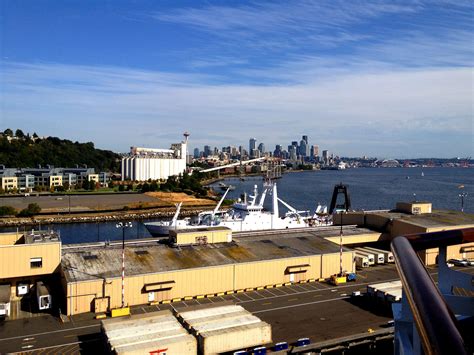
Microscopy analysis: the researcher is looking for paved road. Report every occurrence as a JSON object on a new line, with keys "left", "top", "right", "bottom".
{"left": 2, "top": 264, "right": 472, "bottom": 354}
{"left": 0, "top": 194, "right": 159, "bottom": 212}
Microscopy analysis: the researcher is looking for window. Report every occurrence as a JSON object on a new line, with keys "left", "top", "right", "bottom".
{"left": 30, "top": 257, "right": 42, "bottom": 268}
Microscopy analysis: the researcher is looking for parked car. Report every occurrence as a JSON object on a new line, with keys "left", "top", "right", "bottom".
{"left": 447, "top": 259, "right": 469, "bottom": 267}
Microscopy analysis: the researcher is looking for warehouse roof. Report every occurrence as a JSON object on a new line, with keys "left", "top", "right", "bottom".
{"left": 61, "top": 227, "right": 359, "bottom": 282}
{"left": 371, "top": 209, "right": 474, "bottom": 229}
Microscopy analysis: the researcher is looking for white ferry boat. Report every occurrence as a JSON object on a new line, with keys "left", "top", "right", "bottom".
{"left": 144, "top": 181, "right": 320, "bottom": 236}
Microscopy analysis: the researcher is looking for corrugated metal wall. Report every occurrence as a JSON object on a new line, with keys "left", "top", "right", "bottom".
{"left": 0, "top": 243, "right": 61, "bottom": 279}
{"left": 66, "top": 251, "right": 353, "bottom": 315}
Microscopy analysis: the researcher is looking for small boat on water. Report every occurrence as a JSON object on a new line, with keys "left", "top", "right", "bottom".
{"left": 218, "top": 182, "right": 236, "bottom": 191}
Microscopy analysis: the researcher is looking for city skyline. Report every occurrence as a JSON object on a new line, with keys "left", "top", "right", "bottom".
{"left": 1, "top": 1, "right": 473, "bottom": 158}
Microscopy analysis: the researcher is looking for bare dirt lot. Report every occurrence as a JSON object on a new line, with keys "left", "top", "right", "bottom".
{"left": 0, "top": 192, "right": 215, "bottom": 213}
{"left": 144, "top": 192, "right": 214, "bottom": 206}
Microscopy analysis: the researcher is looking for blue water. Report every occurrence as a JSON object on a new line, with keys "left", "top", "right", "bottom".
{"left": 3, "top": 168, "right": 472, "bottom": 244}
{"left": 215, "top": 167, "right": 473, "bottom": 213}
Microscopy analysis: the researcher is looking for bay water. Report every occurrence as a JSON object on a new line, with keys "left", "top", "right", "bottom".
{"left": 3, "top": 167, "right": 472, "bottom": 244}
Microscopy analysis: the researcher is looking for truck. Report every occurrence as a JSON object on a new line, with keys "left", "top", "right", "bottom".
{"left": 354, "top": 253, "right": 370, "bottom": 268}
{"left": 362, "top": 246, "right": 394, "bottom": 263}
{"left": 367, "top": 281, "right": 402, "bottom": 297}
{"left": 353, "top": 250, "right": 375, "bottom": 266}
{"left": 356, "top": 248, "right": 384, "bottom": 264}
{"left": 329, "top": 272, "right": 357, "bottom": 285}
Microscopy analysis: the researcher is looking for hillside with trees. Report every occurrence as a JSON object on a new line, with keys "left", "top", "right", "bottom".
{"left": 0, "top": 129, "right": 120, "bottom": 171}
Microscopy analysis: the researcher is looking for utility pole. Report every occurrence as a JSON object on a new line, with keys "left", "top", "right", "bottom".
{"left": 339, "top": 211, "right": 343, "bottom": 276}
{"left": 116, "top": 221, "right": 132, "bottom": 308}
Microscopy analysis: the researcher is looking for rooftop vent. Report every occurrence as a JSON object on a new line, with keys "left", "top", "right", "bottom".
{"left": 135, "top": 250, "right": 149, "bottom": 256}
{"left": 83, "top": 254, "right": 98, "bottom": 261}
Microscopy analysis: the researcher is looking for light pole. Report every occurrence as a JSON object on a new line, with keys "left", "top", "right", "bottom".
{"left": 459, "top": 192, "right": 468, "bottom": 213}
{"left": 116, "top": 221, "right": 132, "bottom": 308}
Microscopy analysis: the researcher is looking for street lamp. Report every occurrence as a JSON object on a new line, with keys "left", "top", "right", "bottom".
{"left": 459, "top": 192, "right": 468, "bottom": 213}
{"left": 116, "top": 221, "right": 132, "bottom": 308}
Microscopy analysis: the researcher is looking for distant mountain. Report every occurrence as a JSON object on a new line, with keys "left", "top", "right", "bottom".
{"left": 0, "top": 129, "right": 120, "bottom": 171}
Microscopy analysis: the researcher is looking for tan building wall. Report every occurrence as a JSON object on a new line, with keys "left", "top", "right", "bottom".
{"left": 365, "top": 214, "right": 392, "bottom": 231}
{"left": 396, "top": 202, "right": 432, "bottom": 214}
{"left": 324, "top": 232, "right": 382, "bottom": 245}
{"left": 1, "top": 176, "right": 18, "bottom": 190}
{"left": 65, "top": 251, "right": 354, "bottom": 315}
{"left": 332, "top": 212, "right": 365, "bottom": 226}
{"left": 65, "top": 264, "right": 235, "bottom": 315}
{"left": 233, "top": 256, "right": 322, "bottom": 289}
{"left": 0, "top": 242, "right": 61, "bottom": 279}
{"left": 390, "top": 219, "right": 428, "bottom": 237}
{"left": 419, "top": 242, "right": 474, "bottom": 265}
{"left": 321, "top": 252, "right": 354, "bottom": 276}
{"left": 170, "top": 228, "right": 232, "bottom": 245}
{"left": 49, "top": 175, "right": 63, "bottom": 187}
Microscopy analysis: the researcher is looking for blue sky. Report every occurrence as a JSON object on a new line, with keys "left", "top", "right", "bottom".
{"left": 1, "top": 0, "right": 472, "bottom": 158}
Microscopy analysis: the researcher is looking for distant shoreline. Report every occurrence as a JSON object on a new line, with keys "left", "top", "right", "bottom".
{"left": 0, "top": 205, "right": 214, "bottom": 228}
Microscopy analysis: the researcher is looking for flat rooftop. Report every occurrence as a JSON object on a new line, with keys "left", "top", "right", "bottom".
{"left": 61, "top": 227, "right": 362, "bottom": 283}
{"left": 25, "top": 230, "right": 61, "bottom": 244}
{"left": 373, "top": 209, "right": 474, "bottom": 229}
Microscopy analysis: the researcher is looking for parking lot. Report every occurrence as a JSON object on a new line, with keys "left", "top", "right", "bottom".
{"left": 5, "top": 264, "right": 474, "bottom": 354}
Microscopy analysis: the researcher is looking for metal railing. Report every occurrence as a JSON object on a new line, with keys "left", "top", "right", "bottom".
{"left": 391, "top": 227, "right": 474, "bottom": 355}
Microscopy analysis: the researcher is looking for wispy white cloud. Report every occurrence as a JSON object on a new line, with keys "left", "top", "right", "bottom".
{"left": 155, "top": 1, "right": 418, "bottom": 34}
{"left": 1, "top": 61, "right": 472, "bottom": 157}
{"left": 153, "top": 1, "right": 422, "bottom": 58}
{"left": 1, "top": 1, "right": 472, "bottom": 158}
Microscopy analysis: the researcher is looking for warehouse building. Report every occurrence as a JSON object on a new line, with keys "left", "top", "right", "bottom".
{"left": 61, "top": 228, "right": 355, "bottom": 316}
{"left": 332, "top": 202, "right": 474, "bottom": 264}
{"left": 0, "top": 230, "right": 61, "bottom": 318}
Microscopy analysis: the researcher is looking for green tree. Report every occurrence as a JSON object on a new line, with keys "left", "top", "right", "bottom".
{"left": 15, "top": 129, "right": 25, "bottom": 138}
{"left": 0, "top": 206, "right": 17, "bottom": 216}
{"left": 3, "top": 128, "right": 13, "bottom": 136}
{"left": 18, "top": 203, "right": 41, "bottom": 217}
{"left": 150, "top": 181, "right": 159, "bottom": 191}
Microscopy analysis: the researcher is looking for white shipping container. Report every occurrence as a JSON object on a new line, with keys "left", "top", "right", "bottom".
{"left": 376, "top": 286, "right": 402, "bottom": 300}
{"left": 362, "top": 247, "right": 394, "bottom": 263}
{"left": 180, "top": 305, "right": 244, "bottom": 322}
{"left": 194, "top": 315, "right": 261, "bottom": 333}
{"left": 367, "top": 280, "right": 401, "bottom": 296}
{"left": 115, "top": 333, "right": 197, "bottom": 355}
{"left": 386, "top": 289, "right": 403, "bottom": 303}
{"left": 355, "top": 250, "right": 375, "bottom": 265}
{"left": 356, "top": 248, "right": 384, "bottom": 264}
{"left": 102, "top": 310, "right": 197, "bottom": 355}
{"left": 106, "top": 318, "right": 181, "bottom": 340}
{"left": 186, "top": 310, "right": 253, "bottom": 329}
{"left": 110, "top": 327, "right": 189, "bottom": 348}
{"left": 199, "top": 321, "right": 272, "bottom": 355}
{"left": 354, "top": 254, "right": 369, "bottom": 268}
